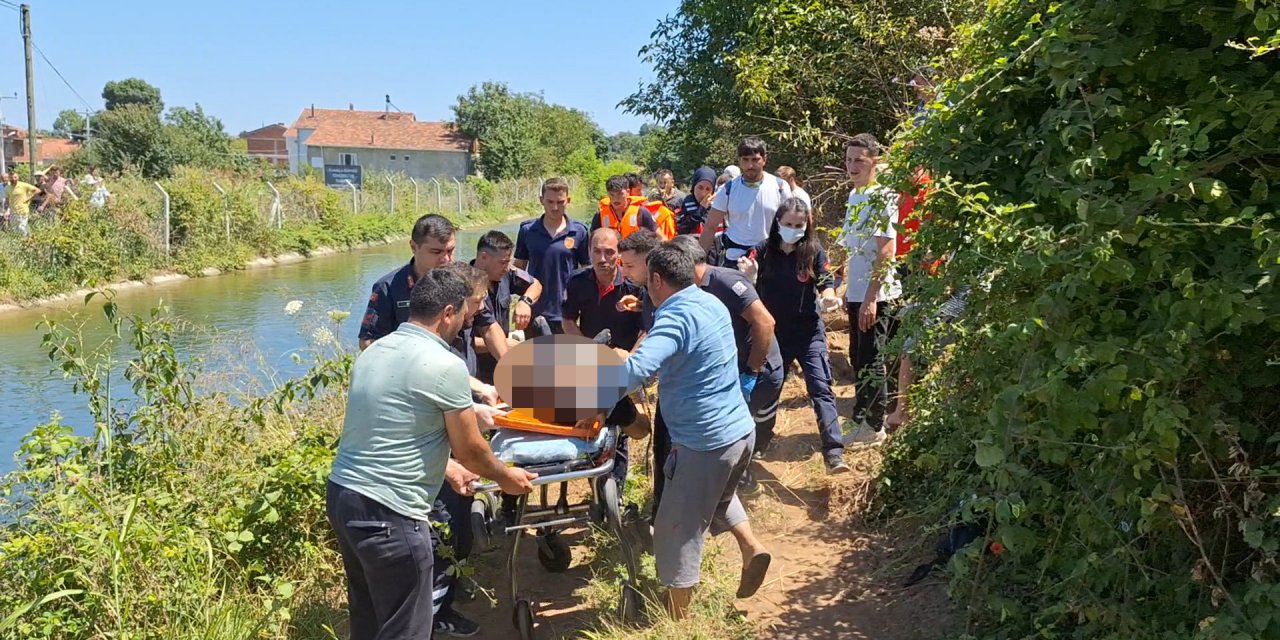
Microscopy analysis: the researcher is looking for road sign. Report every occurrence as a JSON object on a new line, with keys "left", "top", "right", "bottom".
{"left": 324, "top": 165, "right": 362, "bottom": 188}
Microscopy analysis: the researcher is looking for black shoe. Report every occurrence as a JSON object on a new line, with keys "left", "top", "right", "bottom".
{"left": 434, "top": 608, "right": 480, "bottom": 637}
{"left": 738, "top": 466, "right": 760, "bottom": 494}
{"left": 824, "top": 451, "right": 851, "bottom": 475}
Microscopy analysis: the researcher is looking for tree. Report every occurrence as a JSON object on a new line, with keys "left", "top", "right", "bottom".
{"left": 89, "top": 104, "right": 172, "bottom": 178}
{"left": 52, "top": 109, "right": 87, "bottom": 136}
{"left": 452, "top": 82, "right": 542, "bottom": 180}
{"left": 623, "top": 0, "right": 980, "bottom": 187}
{"left": 453, "top": 82, "right": 607, "bottom": 179}
{"left": 164, "top": 104, "right": 242, "bottom": 170}
{"left": 102, "top": 78, "right": 163, "bottom": 113}
{"left": 878, "top": 0, "right": 1280, "bottom": 637}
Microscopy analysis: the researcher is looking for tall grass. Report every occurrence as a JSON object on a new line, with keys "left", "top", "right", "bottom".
{"left": 0, "top": 167, "right": 560, "bottom": 304}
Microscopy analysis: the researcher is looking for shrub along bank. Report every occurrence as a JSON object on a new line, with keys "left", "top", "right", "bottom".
{"left": 0, "top": 167, "right": 548, "bottom": 305}
{"left": 876, "top": 1, "right": 1278, "bottom": 638}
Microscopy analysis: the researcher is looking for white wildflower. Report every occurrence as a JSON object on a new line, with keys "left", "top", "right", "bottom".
{"left": 311, "top": 326, "right": 335, "bottom": 346}
{"left": 327, "top": 310, "right": 351, "bottom": 323}
{"left": 284, "top": 300, "right": 304, "bottom": 315}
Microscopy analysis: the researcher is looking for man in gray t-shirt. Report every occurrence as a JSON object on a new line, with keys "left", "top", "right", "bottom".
{"left": 327, "top": 268, "right": 534, "bottom": 640}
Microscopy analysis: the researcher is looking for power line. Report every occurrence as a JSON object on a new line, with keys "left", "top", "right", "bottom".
{"left": 0, "top": 1, "right": 19, "bottom": 12}
{"left": 31, "top": 40, "right": 94, "bottom": 111}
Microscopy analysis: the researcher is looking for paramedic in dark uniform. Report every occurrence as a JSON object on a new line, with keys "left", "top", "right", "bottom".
{"left": 471, "top": 230, "right": 542, "bottom": 384}
{"left": 513, "top": 177, "right": 590, "bottom": 336}
{"left": 739, "top": 198, "right": 849, "bottom": 474}
{"left": 359, "top": 214, "right": 512, "bottom": 370}
{"left": 562, "top": 228, "right": 645, "bottom": 485}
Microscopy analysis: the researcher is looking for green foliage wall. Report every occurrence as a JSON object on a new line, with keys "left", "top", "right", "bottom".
{"left": 880, "top": 0, "right": 1280, "bottom": 637}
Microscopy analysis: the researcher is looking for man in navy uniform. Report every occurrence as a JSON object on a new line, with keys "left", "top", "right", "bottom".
{"left": 513, "top": 178, "right": 590, "bottom": 336}
{"left": 470, "top": 230, "right": 542, "bottom": 384}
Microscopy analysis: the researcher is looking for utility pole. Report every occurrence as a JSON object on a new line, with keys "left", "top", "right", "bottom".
{"left": 22, "top": 4, "right": 38, "bottom": 177}
{"left": 81, "top": 109, "right": 92, "bottom": 143}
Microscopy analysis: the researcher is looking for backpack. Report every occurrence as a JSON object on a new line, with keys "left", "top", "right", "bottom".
{"left": 723, "top": 173, "right": 788, "bottom": 199}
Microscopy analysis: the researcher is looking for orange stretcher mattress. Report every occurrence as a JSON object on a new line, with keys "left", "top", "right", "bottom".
{"left": 493, "top": 408, "right": 603, "bottom": 439}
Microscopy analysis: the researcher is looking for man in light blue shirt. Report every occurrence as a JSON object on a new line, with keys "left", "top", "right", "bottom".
{"left": 328, "top": 268, "right": 535, "bottom": 640}
{"left": 618, "top": 243, "right": 772, "bottom": 619}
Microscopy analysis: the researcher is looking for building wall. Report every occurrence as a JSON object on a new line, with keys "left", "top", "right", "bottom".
{"left": 244, "top": 126, "right": 287, "bottom": 166}
{"left": 306, "top": 146, "right": 471, "bottom": 180}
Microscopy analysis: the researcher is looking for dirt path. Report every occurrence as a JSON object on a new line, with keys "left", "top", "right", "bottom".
{"left": 457, "top": 331, "right": 954, "bottom": 639}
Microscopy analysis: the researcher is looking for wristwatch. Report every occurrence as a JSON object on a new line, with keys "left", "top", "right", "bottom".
{"left": 518, "top": 295, "right": 535, "bottom": 306}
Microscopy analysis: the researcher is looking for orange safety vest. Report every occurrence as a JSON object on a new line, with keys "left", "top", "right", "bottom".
{"left": 597, "top": 196, "right": 652, "bottom": 239}
{"left": 638, "top": 198, "right": 676, "bottom": 240}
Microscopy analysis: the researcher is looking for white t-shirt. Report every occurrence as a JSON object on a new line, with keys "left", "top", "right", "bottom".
{"left": 711, "top": 171, "right": 792, "bottom": 250}
{"left": 792, "top": 186, "right": 812, "bottom": 208}
{"left": 840, "top": 184, "right": 900, "bottom": 303}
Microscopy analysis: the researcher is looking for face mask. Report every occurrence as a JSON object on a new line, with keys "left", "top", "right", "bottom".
{"left": 779, "top": 226, "right": 806, "bottom": 244}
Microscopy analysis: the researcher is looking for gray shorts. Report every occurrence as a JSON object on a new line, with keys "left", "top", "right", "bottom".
{"left": 654, "top": 430, "right": 755, "bottom": 588}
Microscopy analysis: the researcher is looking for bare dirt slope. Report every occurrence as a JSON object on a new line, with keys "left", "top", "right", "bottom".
{"left": 460, "top": 330, "right": 955, "bottom": 639}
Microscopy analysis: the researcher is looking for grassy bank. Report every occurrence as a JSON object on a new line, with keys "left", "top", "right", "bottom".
{"left": 0, "top": 167, "right": 554, "bottom": 305}
{"left": 0, "top": 295, "right": 767, "bottom": 640}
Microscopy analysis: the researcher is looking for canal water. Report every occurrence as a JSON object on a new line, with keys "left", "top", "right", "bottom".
{"left": 0, "top": 221, "right": 525, "bottom": 473}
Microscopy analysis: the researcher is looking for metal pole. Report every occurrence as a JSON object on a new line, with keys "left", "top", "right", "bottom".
{"left": 267, "top": 181, "right": 282, "bottom": 229}
{"left": 212, "top": 180, "right": 228, "bottom": 243}
{"left": 452, "top": 177, "right": 463, "bottom": 213}
{"left": 21, "top": 5, "right": 38, "bottom": 177}
{"left": 346, "top": 179, "right": 358, "bottom": 214}
{"left": 154, "top": 181, "right": 170, "bottom": 259}
{"left": 385, "top": 175, "right": 395, "bottom": 212}
{"left": 408, "top": 176, "right": 419, "bottom": 212}
{"left": 430, "top": 177, "right": 441, "bottom": 210}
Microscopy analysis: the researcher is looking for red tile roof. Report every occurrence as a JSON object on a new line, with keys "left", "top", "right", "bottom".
{"left": 285, "top": 108, "right": 471, "bottom": 153}
{"left": 10, "top": 137, "right": 81, "bottom": 163}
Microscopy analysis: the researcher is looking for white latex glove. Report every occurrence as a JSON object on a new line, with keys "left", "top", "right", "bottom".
{"left": 738, "top": 256, "right": 759, "bottom": 284}
{"left": 473, "top": 402, "right": 509, "bottom": 431}
{"left": 508, "top": 329, "right": 525, "bottom": 343}
{"left": 474, "top": 383, "right": 500, "bottom": 406}
{"left": 819, "top": 295, "right": 842, "bottom": 315}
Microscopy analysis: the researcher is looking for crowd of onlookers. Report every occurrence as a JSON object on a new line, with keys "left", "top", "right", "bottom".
{"left": 0, "top": 165, "right": 112, "bottom": 236}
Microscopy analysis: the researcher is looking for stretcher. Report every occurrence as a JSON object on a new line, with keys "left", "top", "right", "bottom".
{"left": 470, "top": 407, "right": 642, "bottom": 640}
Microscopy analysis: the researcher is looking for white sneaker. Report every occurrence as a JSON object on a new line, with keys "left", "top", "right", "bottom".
{"left": 842, "top": 418, "right": 887, "bottom": 448}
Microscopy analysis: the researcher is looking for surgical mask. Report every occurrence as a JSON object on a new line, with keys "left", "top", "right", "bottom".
{"left": 779, "top": 226, "right": 806, "bottom": 244}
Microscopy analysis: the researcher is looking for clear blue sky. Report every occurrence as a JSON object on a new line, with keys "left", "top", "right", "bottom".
{"left": 0, "top": 0, "right": 679, "bottom": 134}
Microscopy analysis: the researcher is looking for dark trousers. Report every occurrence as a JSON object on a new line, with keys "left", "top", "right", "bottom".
{"left": 747, "top": 361, "right": 785, "bottom": 454}
{"left": 777, "top": 323, "right": 844, "bottom": 454}
{"left": 847, "top": 301, "right": 898, "bottom": 427}
{"left": 652, "top": 401, "right": 670, "bottom": 519}
{"left": 651, "top": 362, "right": 785, "bottom": 516}
{"left": 327, "top": 481, "right": 437, "bottom": 640}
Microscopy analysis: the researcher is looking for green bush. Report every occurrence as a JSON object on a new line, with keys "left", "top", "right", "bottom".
{"left": 0, "top": 296, "right": 351, "bottom": 639}
{"left": 879, "top": 1, "right": 1279, "bottom": 638}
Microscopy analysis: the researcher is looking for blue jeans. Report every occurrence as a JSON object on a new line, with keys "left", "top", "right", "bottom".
{"left": 327, "top": 481, "right": 437, "bottom": 640}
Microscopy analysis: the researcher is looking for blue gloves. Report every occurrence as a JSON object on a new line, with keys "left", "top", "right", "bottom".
{"left": 739, "top": 371, "right": 758, "bottom": 402}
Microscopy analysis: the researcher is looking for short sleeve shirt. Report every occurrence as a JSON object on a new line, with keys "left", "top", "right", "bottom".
{"left": 700, "top": 266, "right": 783, "bottom": 372}
{"left": 475, "top": 266, "right": 537, "bottom": 383}
{"left": 562, "top": 267, "right": 645, "bottom": 351}
{"left": 710, "top": 172, "right": 793, "bottom": 248}
{"left": 839, "top": 185, "right": 900, "bottom": 303}
{"left": 329, "top": 322, "right": 473, "bottom": 520}
{"left": 7, "top": 181, "right": 40, "bottom": 215}
{"left": 514, "top": 215, "right": 590, "bottom": 321}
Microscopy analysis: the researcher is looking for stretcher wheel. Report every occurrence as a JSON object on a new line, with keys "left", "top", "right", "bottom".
{"left": 536, "top": 532, "right": 572, "bottom": 573}
{"left": 513, "top": 599, "right": 535, "bottom": 640}
{"left": 618, "top": 580, "right": 642, "bottom": 621}
{"left": 470, "top": 499, "right": 492, "bottom": 553}
{"left": 599, "top": 476, "right": 623, "bottom": 533}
